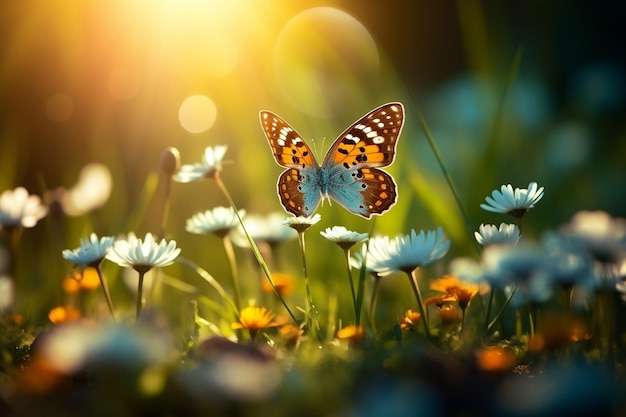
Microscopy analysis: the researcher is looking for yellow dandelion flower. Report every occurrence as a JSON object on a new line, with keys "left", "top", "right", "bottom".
{"left": 232, "top": 306, "right": 279, "bottom": 340}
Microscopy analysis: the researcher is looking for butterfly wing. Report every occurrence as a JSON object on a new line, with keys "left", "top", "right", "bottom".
{"left": 322, "top": 103, "right": 404, "bottom": 218}
{"left": 276, "top": 168, "right": 322, "bottom": 217}
{"left": 323, "top": 102, "right": 404, "bottom": 169}
{"left": 260, "top": 111, "right": 321, "bottom": 217}
{"left": 260, "top": 111, "right": 318, "bottom": 169}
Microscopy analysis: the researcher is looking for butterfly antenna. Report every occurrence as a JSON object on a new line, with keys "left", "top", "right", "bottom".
{"left": 311, "top": 137, "right": 326, "bottom": 161}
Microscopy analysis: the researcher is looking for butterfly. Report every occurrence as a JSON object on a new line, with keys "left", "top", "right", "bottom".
{"left": 259, "top": 102, "right": 404, "bottom": 219}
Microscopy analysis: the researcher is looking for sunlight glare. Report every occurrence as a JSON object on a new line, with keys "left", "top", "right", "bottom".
{"left": 156, "top": 0, "right": 241, "bottom": 78}
{"left": 108, "top": 66, "right": 140, "bottom": 101}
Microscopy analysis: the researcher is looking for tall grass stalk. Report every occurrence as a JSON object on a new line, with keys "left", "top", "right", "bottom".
{"left": 213, "top": 175, "right": 297, "bottom": 323}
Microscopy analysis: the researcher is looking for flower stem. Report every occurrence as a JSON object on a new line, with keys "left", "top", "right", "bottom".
{"left": 528, "top": 304, "right": 536, "bottom": 338}
{"left": 461, "top": 308, "right": 467, "bottom": 333}
{"left": 415, "top": 112, "right": 480, "bottom": 256}
{"left": 177, "top": 257, "right": 238, "bottom": 316}
{"left": 213, "top": 175, "right": 297, "bottom": 323}
{"left": 343, "top": 248, "right": 358, "bottom": 324}
{"left": 94, "top": 264, "right": 116, "bottom": 322}
{"left": 369, "top": 276, "right": 381, "bottom": 333}
{"left": 354, "top": 260, "right": 368, "bottom": 328}
{"left": 222, "top": 235, "right": 241, "bottom": 311}
{"left": 407, "top": 269, "right": 431, "bottom": 338}
{"left": 484, "top": 288, "right": 495, "bottom": 333}
{"left": 136, "top": 270, "right": 146, "bottom": 321}
{"left": 7, "top": 227, "right": 22, "bottom": 279}
{"left": 158, "top": 174, "right": 172, "bottom": 240}
{"left": 487, "top": 285, "right": 517, "bottom": 333}
{"left": 298, "top": 231, "right": 319, "bottom": 335}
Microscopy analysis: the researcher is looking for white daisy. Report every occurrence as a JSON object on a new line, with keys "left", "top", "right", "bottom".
{"left": 480, "top": 182, "right": 544, "bottom": 218}
{"left": 62, "top": 233, "right": 115, "bottom": 267}
{"left": 366, "top": 227, "right": 450, "bottom": 276}
{"left": 475, "top": 223, "right": 521, "bottom": 246}
{"left": 283, "top": 214, "right": 322, "bottom": 233}
{"left": 320, "top": 226, "right": 368, "bottom": 250}
{"left": 186, "top": 207, "right": 245, "bottom": 237}
{"left": 173, "top": 145, "right": 227, "bottom": 183}
{"left": 559, "top": 210, "right": 626, "bottom": 266}
{"left": 0, "top": 187, "right": 48, "bottom": 229}
{"left": 350, "top": 239, "right": 390, "bottom": 276}
{"left": 56, "top": 163, "right": 113, "bottom": 216}
{"left": 106, "top": 232, "right": 181, "bottom": 273}
{"left": 231, "top": 212, "right": 298, "bottom": 248}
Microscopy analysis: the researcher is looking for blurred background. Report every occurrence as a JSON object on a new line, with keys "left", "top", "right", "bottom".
{"left": 1, "top": 0, "right": 625, "bottom": 324}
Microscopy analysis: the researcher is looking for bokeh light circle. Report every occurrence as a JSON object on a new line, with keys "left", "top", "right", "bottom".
{"left": 272, "top": 7, "right": 380, "bottom": 118}
{"left": 178, "top": 95, "right": 217, "bottom": 134}
{"left": 45, "top": 93, "right": 74, "bottom": 123}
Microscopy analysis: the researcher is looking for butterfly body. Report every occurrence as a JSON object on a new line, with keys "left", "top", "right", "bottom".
{"left": 260, "top": 102, "right": 404, "bottom": 219}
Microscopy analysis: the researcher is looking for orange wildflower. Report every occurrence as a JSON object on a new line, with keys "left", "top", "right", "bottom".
{"left": 279, "top": 324, "right": 304, "bottom": 348}
{"left": 436, "top": 304, "right": 462, "bottom": 326}
{"left": 424, "top": 294, "right": 455, "bottom": 307}
{"left": 261, "top": 273, "right": 296, "bottom": 297}
{"left": 48, "top": 306, "right": 81, "bottom": 324}
{"left": 527, "top": 314, "right": 591, "bottom": 353}
{"left": 63, "top": 268, "right": 100, "bottom": 293}
{"left": 336, "top": 325, "right": 366, "bottom": 345}
{"left": 399, "top": 309, "right": 422, "bottom": 331}
{"left": 430, "top": 275, "right": 479, "bottom": 311}
{"left": 475, "top": 346, "right": 517, "bottom": 372}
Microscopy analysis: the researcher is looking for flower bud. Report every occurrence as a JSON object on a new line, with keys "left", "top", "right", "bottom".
{"left": 160, "top": 147, "right": 181, "bottom": 177}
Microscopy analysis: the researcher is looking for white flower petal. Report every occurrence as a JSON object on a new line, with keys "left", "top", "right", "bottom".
{"left": 105, "top": 233, "right": 180, "bottom": 270}
{"left": 480, "top": 182, "right": 544, "bottom": 215}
